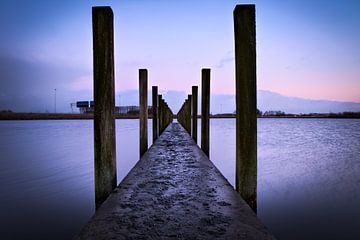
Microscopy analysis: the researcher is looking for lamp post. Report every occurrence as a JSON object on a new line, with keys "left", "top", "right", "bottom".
{"left": 54, "top": 88, "right": 57, "bottom": 113}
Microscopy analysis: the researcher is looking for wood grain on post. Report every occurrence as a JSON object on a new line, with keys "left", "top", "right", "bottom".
{"left": 192, "top": 86, "right": 198, "bottom": 143}
{"left": 201, "top": 69, "right": 210, "bottom": 157}
{"left": 234, "top": 4, "right": 257, "bottom": 212}
{"left": 152, "top": 86, "right": 158, "bottom": 142}
{"left": 92, "top": 7, "right": 116, "bottom": 210}
{"left": 139, "top": 69, "right": 148, "bottom": 157}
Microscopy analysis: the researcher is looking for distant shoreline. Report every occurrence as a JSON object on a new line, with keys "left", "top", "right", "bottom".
{"left": 1, "top": 112, "right": 359, "bottom": 120}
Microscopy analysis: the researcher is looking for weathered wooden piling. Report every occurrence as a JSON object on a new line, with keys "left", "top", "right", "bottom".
{"left": 139, "top": 69, "right": 148, "bottom": 157}
{"left": 187, "top": 95, "right": 192, "bottom": 135}
{"left": 201, "top": 69, "right": 210, "bottom": 157}
{"left": 192, "top": 86, "right": 198, "bottom": 143}
{"left": 166, "top": 102, "right": 172, "bottom": 129}
{"left": 183, "top": 99, "right": 189, "bottom": 134}
{"left": 158, "top": 95, "right": 163, "bottom": 134}
{"left": 92, "top": 7, "right": 116, "bottom": 210}
{"left": 161, "top": 99, "right": 165, "bottom": 134}
{"left": 152, "top": 86, "right": 158, "bottom": 141}
{"left": 157, "top": 98, "right": 173, "bottom": 134}
{"left": 234, "top": 4, "right": 257, "bottom": 212}
{"left": 165, "top": 102, "right": 171, "bottom": 127}
{"left": 177, "top": 101, "right": 185, "bottom": 128}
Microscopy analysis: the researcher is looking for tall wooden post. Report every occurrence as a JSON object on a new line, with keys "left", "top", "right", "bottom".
{"left": 158, "top": 95, "right": 163, "bottom": 135}
{"left": 187, "top": 95, "right": 192, "bottom": 135}
{"left": 92, "top": 7, "right": 116, "bottom": 210}
{"left": 152, "top": 86, "right": 158, "bottom": 142}
{"left": 234, "top": 4, "right": 257, "bottom": 212}
{"left": 139, "top": 69, "right": 148, "bottom": 157}
{"left": 201, "top": 69, "right": 210, "bottom": 157}
{"left": 163, "top": 101, "right": 167, "bottom": 129}
{"left": 192, "top": 86, "right": 198, "bottom": 143}
{"left": 184, "top": 100, "right": 188, "bottom": 133}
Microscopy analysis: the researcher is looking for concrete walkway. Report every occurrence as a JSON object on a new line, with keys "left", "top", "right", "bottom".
{"left": 75, "top": 123, "right": 275, "bottom": 240}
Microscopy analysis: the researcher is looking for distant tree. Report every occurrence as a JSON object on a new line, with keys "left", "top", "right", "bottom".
{"left": 0, "top": 109, "right": 12, "bottom": 113}
{"left": 263, "top": 110, "right": 285, "bottom": 116}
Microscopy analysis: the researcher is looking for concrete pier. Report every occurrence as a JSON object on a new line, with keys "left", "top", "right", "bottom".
{"left": 75, "top": 123, "right": 275, "bottom": 240}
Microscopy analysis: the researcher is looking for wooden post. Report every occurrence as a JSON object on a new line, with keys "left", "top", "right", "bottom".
{"left": 177, "top": 103, "right": 183, "bottom": 127}
{"left": 163, "top": 100, "right": 168, "bottom": 131}
{"left": 201, "top": 69, "right": 210, "bottom": 157}
{"left": 152, "top": 86, "right": 158, "bottom": 142}
{"left": 184, "top": 99, "right": 188, "bottom": 133}
{"left": 234, "top": 4, "right": 257, "bottom": 212}
{"left": 179, "top": 101, "right": 186, "bottom": 128}
{"left": 187, "top": 95, "right": 192, "bottom": 134}
{"left": 92, "top": 7, "right": 116, "bottom": 210}
{"left": 192, "top": 86, "right": 198, "bottom": 143}
{"left": 163, "top": 101, "right": 167, "bottom": 129}
{"left": 165, "top": 103, "right": 170, "bottom": 128}
{"left": 182, "top": 101, "right": 186, "bottom": 130}
{"left": 139, "top": 69, "right": 148, "bottom": 157}
{"left": 158, "top": 95, "right": 163, "bottom": 134}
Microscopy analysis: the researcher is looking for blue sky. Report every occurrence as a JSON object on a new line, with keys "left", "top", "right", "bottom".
{"left": 0, "top": 0, "right": 359, "bottom": 112}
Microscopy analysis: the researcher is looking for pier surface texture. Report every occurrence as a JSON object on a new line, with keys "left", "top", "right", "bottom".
{"left": 76, "top": 123, "right": 275, "bottom": 240}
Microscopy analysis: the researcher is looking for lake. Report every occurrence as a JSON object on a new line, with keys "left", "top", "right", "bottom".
{"left": 0, "top": 119, "right": 359, "bottom": 239}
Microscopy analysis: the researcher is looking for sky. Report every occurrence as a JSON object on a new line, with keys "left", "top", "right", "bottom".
{"left": 0, "top": 0, "right": 359, "bottom": 113}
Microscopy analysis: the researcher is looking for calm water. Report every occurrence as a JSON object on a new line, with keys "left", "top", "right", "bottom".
{"left": 0, "top": 119, "right": 359, "bottom": 239}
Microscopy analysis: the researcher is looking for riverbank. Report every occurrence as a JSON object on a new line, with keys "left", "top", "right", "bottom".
{"left": 0, "top": 112, "right": 137, "bottom": 120}
{"left": 1, "top": 112, "right": 359, "bottom": 120}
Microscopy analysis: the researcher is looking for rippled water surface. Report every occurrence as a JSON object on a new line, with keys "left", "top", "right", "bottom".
{"left": 0, "top": 119, "right": 359, "bottom": 239}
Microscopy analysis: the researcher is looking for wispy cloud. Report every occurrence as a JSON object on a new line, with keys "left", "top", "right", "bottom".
{"left": 215, "top": 50, "right": 234, "bottom": 69}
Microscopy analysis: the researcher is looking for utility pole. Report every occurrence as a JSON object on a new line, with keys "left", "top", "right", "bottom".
{"left": 54, "top": 88, "right": 57, "bottom": 113}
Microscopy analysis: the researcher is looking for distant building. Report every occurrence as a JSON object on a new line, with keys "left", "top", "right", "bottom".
{"left": 76, "top": 101, "right": 91, "bottom": 114}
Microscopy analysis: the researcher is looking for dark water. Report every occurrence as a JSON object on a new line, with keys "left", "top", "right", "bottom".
{"left": 209, "top": 119, "right": 360, "bottom": 240}
{"left": 0, "top": 119, "right": 359, "bottom": 239}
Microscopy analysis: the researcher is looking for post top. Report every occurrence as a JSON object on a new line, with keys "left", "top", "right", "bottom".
{"left": 92, "top": 6, "right": 113, "bottom": 14}
{"left": 233, "top": 4, "right": 255, "bottom": 13}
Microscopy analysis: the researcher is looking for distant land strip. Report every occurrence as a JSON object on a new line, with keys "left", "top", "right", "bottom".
{"left": 1, "top": 112, "right": 360, "bottom": 120}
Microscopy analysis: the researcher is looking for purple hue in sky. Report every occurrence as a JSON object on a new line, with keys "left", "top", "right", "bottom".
{"left": 0, "top": 0, "right": 359, "bottom": 112}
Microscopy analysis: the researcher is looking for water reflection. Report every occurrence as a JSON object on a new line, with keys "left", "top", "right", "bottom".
{"left": 0, "top": 119, "right": 359, "bottom": 239}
